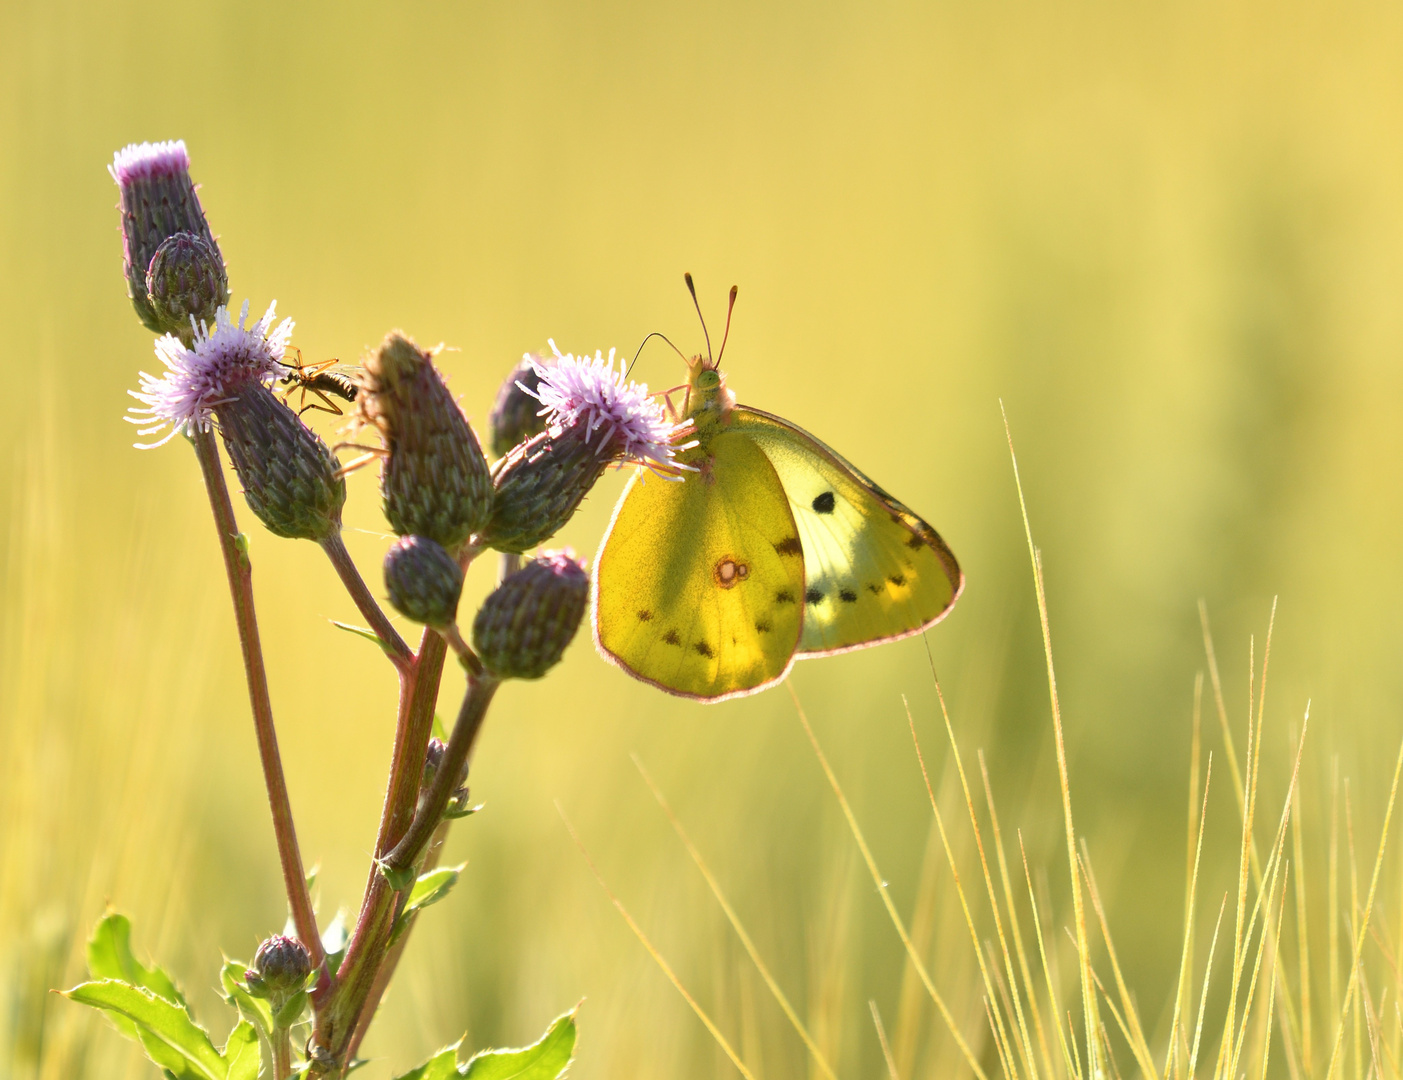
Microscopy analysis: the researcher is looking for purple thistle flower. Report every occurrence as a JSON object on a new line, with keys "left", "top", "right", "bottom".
{"left": 126, "top": 300, "right": 293, "bottom": 448}
{"left": 108, "top": 140, "right": 192, "bottom": 186}
{"left": 525, "top": 341, "right": 695, "bottom": 476}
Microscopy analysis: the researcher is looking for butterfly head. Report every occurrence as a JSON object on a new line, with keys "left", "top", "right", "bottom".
{"left": 680, "top": 274, "right": 739, "bottom": 434}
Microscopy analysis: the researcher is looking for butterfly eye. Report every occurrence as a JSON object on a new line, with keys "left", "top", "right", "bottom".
{"left": 696, "top": 370, "right": 721, "bottom": 391}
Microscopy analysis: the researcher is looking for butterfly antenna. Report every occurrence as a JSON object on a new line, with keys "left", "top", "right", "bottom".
{"left": 684, "top": 272, "right": 713, "bottom": 365}
{"left": 625, "top": 331, "right": 689, "bottom": 380}
{"left": 716, "top": 285, "right": 739, "bottom": 364}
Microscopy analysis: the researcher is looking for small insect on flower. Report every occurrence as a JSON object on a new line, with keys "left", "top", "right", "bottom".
{"left": 277, "top": 346, "right": 360, "bottom": 416}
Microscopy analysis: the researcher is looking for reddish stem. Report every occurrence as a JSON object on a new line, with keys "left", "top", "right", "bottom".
{"left": 319, "top": 531, "right": 413, "bottom": 671}
{"left": 191, "top": 428, "right": 324, "bottom": 974}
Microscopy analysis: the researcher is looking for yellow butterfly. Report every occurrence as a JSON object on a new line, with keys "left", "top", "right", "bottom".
{"left": 592, "top": 279, "right": 963, "bottom": 702}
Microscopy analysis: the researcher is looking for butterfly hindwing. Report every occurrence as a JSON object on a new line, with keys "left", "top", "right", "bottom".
{"left": 592, "top": 430, "right": 806, "bottom": 701}
{"left": 730, "top": 406, "right": 962, "bottom": 655}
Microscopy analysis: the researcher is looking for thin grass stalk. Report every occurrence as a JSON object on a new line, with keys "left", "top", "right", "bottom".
{"left": 557, "top": 803, "right": 759, "bottom": 1080}
{"left": 984, "top": 998, "right": 1017, "bottom": 1080}
{"left": 1331, "top": 759, "right": 1342, "bottom": 1063}
{"left": 1259, "top": 869, "right": 1291, "bottom": 1080}
{"left": 1075, "top": 851, "right": 1157, "bottom": 1077}
{"left": 1019, "top": 837, "right": 1078, "bottom": 1079}
{"left": 1166, "top": 754, "right": 1214, "bottom": 1080}
{"left": 870, "top": 1002, "right": 900, "bottom": 1080}
{"left": 1322, "top": 737, "right": 1403, "bottom": 1079}
{"left": 977, "top": 752, "right": 1057, "bottom": 1080}
{"left": 1189, "top": 897, "right": 1229, "bottom": 1080}
{"left": 1348, "top": 782, "right": 1363, "bottom": 1079}
{"left": 1002, "top": 405, "right": 1100, "bottom": 1077}
{"left": 790, "top": 686, "right": 988, "bottom": 1080}
{"left": 630, "top": 755, "right": 839, "bottom": 1080}
{"left": 919, "top": 685, "right": 1039, "bottom": 1080}
{"left": 1292, "top": 749, "right": 1313, "bottom": 1075}
{"left": 1356, "top": 960, "right": 1384, "bottom": 1080}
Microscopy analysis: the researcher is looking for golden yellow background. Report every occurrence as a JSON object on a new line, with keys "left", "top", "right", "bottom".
{"left": 5, "top": 1, "right": 1403, "bottom": 1077}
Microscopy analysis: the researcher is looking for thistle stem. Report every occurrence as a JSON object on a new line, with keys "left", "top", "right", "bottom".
{"left": 191, "top": 428, "right": 324, "bottom": 975}
{"left": 319, "top": 531, "right": 413, "bottom": 670}
{"left": 384, "top": 674, "right": 498, "bottom": 873}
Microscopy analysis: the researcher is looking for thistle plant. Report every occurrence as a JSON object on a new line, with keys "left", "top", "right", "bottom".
{"left": 71, "top": 139, "right": 691, "bottom": 1080}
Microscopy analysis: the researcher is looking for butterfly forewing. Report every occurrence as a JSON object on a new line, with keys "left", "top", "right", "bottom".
{"left": 593, "top": 431, "right": 806, "bottom": 701}
{"left": 731, "top": 407, "right": 962, "bottom": 655}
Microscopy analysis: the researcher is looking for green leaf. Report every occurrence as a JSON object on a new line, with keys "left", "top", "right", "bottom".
{"left": 220, "top": 960, "right": 273, "bottom": 1038}
{"left": 87, "top": 913, "right": 186, "bottom": 1007}
{"left": 432, "top": 712, "right": 449, "bottom": 741}
{"left": 405, "top": 865, "right": 465, "bottom": 915}
{"left": 273, "top": 989, "right": 310, "bottom": 1030}
{"left": 222, "top": 1021, "right": 261, "bottom": 1080}
{"left": 65, "top": 980, "right": 227, "bottom": 1080}
{"left": 393, "top": 1042, "right": 462, "bottom": 1080}
{"left": 378, "top": 859, "right": 418, "bottom": 893}
{"left": 391, "top": 864, "right": 466, "bottom": 944}
{"left": 461, "top": 1008, "right": 577, "bottom": 1080}
{"left": 330, "top": 620, "right": 392, "bottom": 654}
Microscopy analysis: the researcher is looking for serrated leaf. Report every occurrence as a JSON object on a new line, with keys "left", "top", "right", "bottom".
{"left": 330, "top": 620, "right": 392, "bottom": 654}
{"left": 222, "top": 1021, "right": 261, "bottom": 1080}
{"left": 461, "top": 1009, "right": 577, "bottom": 1080}
{"left": 220, "top": 961, "right": 273, "bottom": 1038}
{"left": 393, "top": 1042, "right": 462, "bottom": 1080}
{"left": 87, "top": 913, "right": 186, "bottom": 1007}
{"left": 65, "top": 980, "right": 226, "bottom": 1080}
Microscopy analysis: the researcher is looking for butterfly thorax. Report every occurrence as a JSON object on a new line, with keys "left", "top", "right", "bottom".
{"left": 682, "top": 357, "right": 736, "bottom": 444}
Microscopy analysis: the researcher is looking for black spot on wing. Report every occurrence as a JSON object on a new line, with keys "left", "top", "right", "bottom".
{"left": 866, "top": 583, "right": 883, "bottom": 595}
{"left": 694, "top": 641, "right": 713, "bottom": 658}
{"left": 906, "top": 534, "right": 925, "bottom": 550}
{"left": 637, "top": 609, "right": 653, "bottom": 621}
{"left": 888, "top": 574, "right": 906, "bottom": 587}
{"left": 776, "top": 589, "right": 796, "bottom": 604}
{"left": 812, "top": 491, "right": 836, "bottom": 514}
{"left": 662, "top": 630, "right": 681, "bottom": 646}
{"left": 774, "top": 536, "right": 802, "bottom": 557}
{"left": 839, "top": 589, "right": 857, "bottom": 603}
{"left": 805, "top": 588, "right": 825, "bottom": 605}
{"left": 756, "top": 619, "right": 773, "bottom": 633}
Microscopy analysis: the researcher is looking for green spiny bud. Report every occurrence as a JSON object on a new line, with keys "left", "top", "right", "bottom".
{"left": 357, "top": 332, "right": 492, "bottom": 552}
{"left": 216, "top": 386, "right": 346, "bottom": 541}
{"left": 109, "top": 141, "right": 225, "bottom": 335}
{"left": 384, "top": 535, "right": 463, "bottom": 629}
{"left": 479, "top": 426, "right": 612, "bottom": 554}
{"left": 145, "top": 231, "right": 229, "bottom": 336}
{"left": 472, "top": 550, "right": 588, "bottom": 680}
{"left": 488, "top": 354, "right": 549, "bottom": 458}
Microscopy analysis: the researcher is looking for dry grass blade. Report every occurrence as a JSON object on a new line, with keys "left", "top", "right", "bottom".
{"left": 1166, "top": 752, "right": 1213, "bottom": 1080}
{"left": 909, "top": 684, "right": 1040, "bottom": 1080}
{"left": 1188, "top": 895, "right": 1229, "bottom": 1080}
{"left": 556, "top": 802, "right": 760, "bottom": 1080}
{"left": 1322, "top": 737, "right": 1403, "bottom": 1079}
{"left": 1020, "top": 835, "right": 1078, "bottom": 1079}
{"left": 1075, "top": 849, "right": 1157, "bottom": 1078}
{"left": 1002, "top": 400, "right": 1100, "bottom": 1076}
{"left": 870, "top": 1001, "right": 900, "bottom": 1080}
{"left": 788, "top": 683, "right": 988, "bottom": 1080}
{"left": 629, "top": 753, "right": 840, "bottom": 1080}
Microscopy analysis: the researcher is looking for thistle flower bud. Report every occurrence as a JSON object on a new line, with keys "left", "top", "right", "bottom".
{"left": 487, "top": 354, "right": 549, "bottom": 458}
{"left": 357, "top": 332, "right": 492, "bottom": 552}
{"left": 145, "top": 231, "right": 229, "bottom": 336}
{"left": 479, "top": 345, "right": 692, "bottom": 554}
{"left": 109, "top": 141, "right": 225, "bottom": 334}
{"left": 420, "top": 736, "right": 473, "bottom": 818}
{"left": 384, "top": 535, "right": 463, "bottom": 628}
{"left": 480, "top": 427, "right": 614, "bottom": 553}
{"left": 472, "top": 550, "right": 589, "bottom": 680}
{"left": 246, "top": 935, "right": 311, "bottom": 998}
{"left": 216, "top": 386, "right": 346, "bottom": 541}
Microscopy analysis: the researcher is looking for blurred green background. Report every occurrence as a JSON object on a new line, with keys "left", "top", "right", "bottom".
{"left": 5, "top": 1, "right": 1403, "bottom": 1077}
